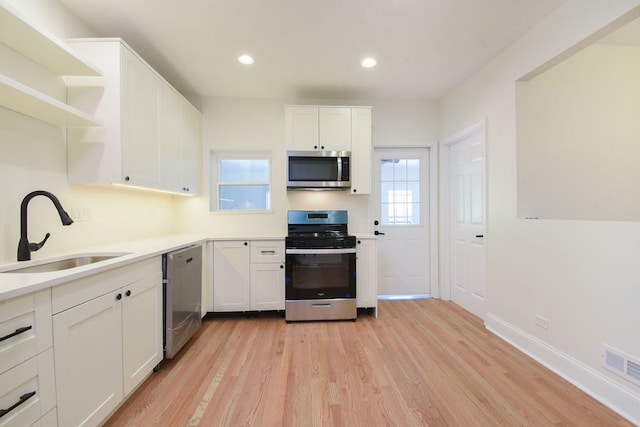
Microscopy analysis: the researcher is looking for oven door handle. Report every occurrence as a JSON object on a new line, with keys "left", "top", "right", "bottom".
{"left": 286, "top": 248, "right": 356, "bottom": 255}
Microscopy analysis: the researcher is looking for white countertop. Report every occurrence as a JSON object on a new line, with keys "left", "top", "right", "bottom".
{"left": 0, "top": 233, "right": 374, "bottom": 301}
{"left": 0, "top": 233, "right": 209, "bottom": 301}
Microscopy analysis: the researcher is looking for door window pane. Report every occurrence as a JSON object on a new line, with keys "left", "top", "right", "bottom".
{"left": 380, "top": 158, "right": 421, "bottom": 225}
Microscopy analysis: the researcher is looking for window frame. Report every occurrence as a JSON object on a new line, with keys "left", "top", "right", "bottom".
{"left": 209, "top": 151, "right": 272, "bottom": 212}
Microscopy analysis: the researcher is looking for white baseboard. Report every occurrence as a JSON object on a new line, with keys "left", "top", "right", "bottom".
{"left": 485, "top": 313, "right": 640, "bottom": 426}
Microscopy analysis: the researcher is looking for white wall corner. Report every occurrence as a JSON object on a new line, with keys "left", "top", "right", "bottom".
{"left": 485, "top": 312, "right": 640, "bottom": 425}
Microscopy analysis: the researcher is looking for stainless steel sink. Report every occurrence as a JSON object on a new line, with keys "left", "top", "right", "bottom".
{"left": 1, "top": 253, "right": 130, "bottom": 273}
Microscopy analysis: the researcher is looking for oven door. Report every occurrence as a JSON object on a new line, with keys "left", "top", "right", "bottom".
{"left": 285, "top": 248, "right": 356, "bottom": 300}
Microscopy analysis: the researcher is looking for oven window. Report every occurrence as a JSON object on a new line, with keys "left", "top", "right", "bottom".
{"left": 286, "top": 252, "right": 356, "bottom": 299}
{"left": 292, "top": 254, "right": 349, "bottom": 289}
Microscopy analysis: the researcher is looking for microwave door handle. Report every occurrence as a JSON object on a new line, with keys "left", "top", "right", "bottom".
{"left": 337, "top": 156, "right": 342, "bottom": 181}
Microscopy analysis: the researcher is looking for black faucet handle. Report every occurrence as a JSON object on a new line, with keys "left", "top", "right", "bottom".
{"left": 28, "top": 233, "right": 51, "bottom": 252}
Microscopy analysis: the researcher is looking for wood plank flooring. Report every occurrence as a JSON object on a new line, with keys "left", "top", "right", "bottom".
{"left": 104, "top": 299, "right": 633, "bottom": 426}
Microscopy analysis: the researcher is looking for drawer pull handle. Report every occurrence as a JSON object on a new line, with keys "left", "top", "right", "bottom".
{"left": 0, "top": 325, "right": 32, "bottom": 343}
{"left": 0, "top": 391, "right": 36, "bottom": 418}
{"left": 260, "top": 250, "right": 276, "bottom": 254}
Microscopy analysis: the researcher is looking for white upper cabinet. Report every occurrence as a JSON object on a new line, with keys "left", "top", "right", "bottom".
{"left": 160, "top": 85, "right": 201, "bottom": 194}
{"left": 285, "top": 104, "right": 372, "bottom": 194}
{"left": 121, "top": 46, "right": 162, "bottom": 189}
{"left": 350, "top": 107, "right": 372, "bottom": 194}
{"left": 285, "top": 106, "right": 351, "bottom": 152}
{"left": 181, "top": 101, "right": 202, "bottom": 194}
{"left": 0, "top": 1, "right": 102, "bottom": 127}
{"left": 67, "top": 38, "right": 201, "bottom": 195}
{"left": 284, "top": 106, "right": 319, "bottom": 150}
{"left": 319, "top": 107, "right": 351, "bottom": 151}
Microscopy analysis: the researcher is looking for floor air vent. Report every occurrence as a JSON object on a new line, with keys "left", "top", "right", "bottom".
{"left": 603, "top": 345, "right": 640, "bottom": 386}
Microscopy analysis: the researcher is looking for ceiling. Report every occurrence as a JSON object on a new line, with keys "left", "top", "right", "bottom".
{"left": 59, "top": 0, "right": 567, "bottom": 101}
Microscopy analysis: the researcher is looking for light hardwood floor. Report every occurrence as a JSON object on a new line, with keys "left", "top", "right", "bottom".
{"left": 105, "top": 299, "right": 632, "bottom": 426}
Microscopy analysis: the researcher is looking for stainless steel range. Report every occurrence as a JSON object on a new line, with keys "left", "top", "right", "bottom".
{"left": 285, "top": 210, "right": 357, "bottom": 322}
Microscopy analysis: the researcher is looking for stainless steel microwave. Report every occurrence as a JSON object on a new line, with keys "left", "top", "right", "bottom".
{"left": 287, "top": 150, "right": 351, "bottom": 189}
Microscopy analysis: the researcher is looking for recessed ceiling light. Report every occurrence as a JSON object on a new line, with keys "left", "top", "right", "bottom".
{"left": 238, "top": 54, "right": 254, "bottom": 65}
{"left": 361, "top": 57, "right": 377, "bottom": 68}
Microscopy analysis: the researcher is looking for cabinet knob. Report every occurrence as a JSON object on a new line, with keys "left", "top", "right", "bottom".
{"left": 357, "top": 240, "right": 361, "bottom": 244}
{"left": 116, "top": 293, "right": 122, "bottom": 301}
{"left": 352, "top": 188, "right": 357, "bottom": 193}
{"left": 320, "top": 145, "right": 325, "bottom": 150}
{"left": 244, "top": 242, "right": 248, "bottom": 246}
{"left": 280, "top": 264, "right": 284, "bottom": 269}
{"left": 124, "top": 176, "right": 130, "bottom": 182}
{"left": 125, "top": 290, "right": 131, "bottom": 297}
{"left": 314, "top": 145, "right": 318, "bottom": 149}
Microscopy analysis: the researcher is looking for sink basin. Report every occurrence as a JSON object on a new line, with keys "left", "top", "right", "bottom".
{"left": 1, "top": 253, "right": 130, "bottom": 273}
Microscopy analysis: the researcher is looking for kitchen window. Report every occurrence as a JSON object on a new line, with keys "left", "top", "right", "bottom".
{"left": 210, "top": 152, "right": 271, "bottom": 211}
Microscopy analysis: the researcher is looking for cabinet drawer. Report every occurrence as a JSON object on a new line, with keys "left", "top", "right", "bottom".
{"left": 52, "top": 257, "right": 161, "bottom": 314}
{"left": 250, "top": 240, "right": 284, "bottom": 263}
{"left": 0, "top": 348, "right": 56, "bottom": 427}
{"left": 0, "top": 290, "right": 52, "bottom": 375}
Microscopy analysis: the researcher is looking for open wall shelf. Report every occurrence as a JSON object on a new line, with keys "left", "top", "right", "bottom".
{"left": 0, "top": 1, "right": 102, "bottom": 126}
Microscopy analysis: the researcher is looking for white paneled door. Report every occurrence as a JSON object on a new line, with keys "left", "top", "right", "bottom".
{"left": 373, "top": 148, "right": 430, "bottom": 297}
{"left": 449, "top": 128, "right": 487, "bottom": 318}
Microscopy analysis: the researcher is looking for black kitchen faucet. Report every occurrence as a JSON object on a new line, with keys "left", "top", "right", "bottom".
{"left": 17, "top": 190, "right": 74, "bottom": 261}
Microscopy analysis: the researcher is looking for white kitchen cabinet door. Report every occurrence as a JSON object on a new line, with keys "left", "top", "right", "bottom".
{"left": 181, "top": 100, "right": 202, "bottom": 195}
{"left": 319, "top": 107, "right": 351, "bottom": 152}
{"left": 53, "top": 291, "right": 124, "bottom": 427}
{"left": 250, "top": 263, "right": 285, "bottom": 311}
{"left": 213, "top": 241, "right": 251, "bottom": 311}
{"left": 356, "top": 237, "right": 378, "bottom": 315}
{"left": 121, "top": 46, "right": 162, "bottom": 189}
{"left": 122, "top": 271, "right": 163, "bottom": 396}
{"left": 159, "top": 85, "right": 183, "bottom": 193}
{"left": 284, "top": 106, "right": 319, "bottom": 150}
{"left": 159, "top": 86, "right": 201, "bottom": 195}
{"left": 350, "top": 107, "right": 372, "bottom": 194}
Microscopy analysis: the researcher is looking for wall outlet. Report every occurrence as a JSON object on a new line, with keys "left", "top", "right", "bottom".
{"left": 70, "top": 206, "right": 92, "bottom": 222}
{"left": 535, "top": 315, "right": 549, "bottom": 330}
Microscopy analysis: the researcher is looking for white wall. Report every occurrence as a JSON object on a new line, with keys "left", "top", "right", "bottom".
{"left": 174, "top": 96, "right": 437, "bottom": 236}
{"left": 1, "top": 0, "right": 438, "bottom": 265}
{"left": 439, "top": 0, "right": 640, "bottom": 422}
{"left": 0, "top": 0, "right": 177, "bottom": 263}
{"left": 517, "top": 43, "right": 640, "bottom": 221}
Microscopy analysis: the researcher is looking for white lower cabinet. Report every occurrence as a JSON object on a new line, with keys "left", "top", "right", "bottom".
{"left": 0, "top": 289, "right": 55, "bottom": 426}
{"left": 0, "top": 348, "right": 56, "bottom": 427}
{"left": 250, "top": 241, "right": 285, "bottom": 311}
{"left": 52, "top": 258, "right": 162, "bottom": 427}
{"left": 213, "top": 241, "right": 251, "bottom": 311}
{"left": 356, "top": 237, "right": 378, "bottom": 315}
{"left": 213, "top": 240, "right": 285, "bottom": 312}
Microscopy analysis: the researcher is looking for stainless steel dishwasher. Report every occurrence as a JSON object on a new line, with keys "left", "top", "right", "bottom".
{"left": 163, "top": 245, "right": 202, "bottom": 359}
